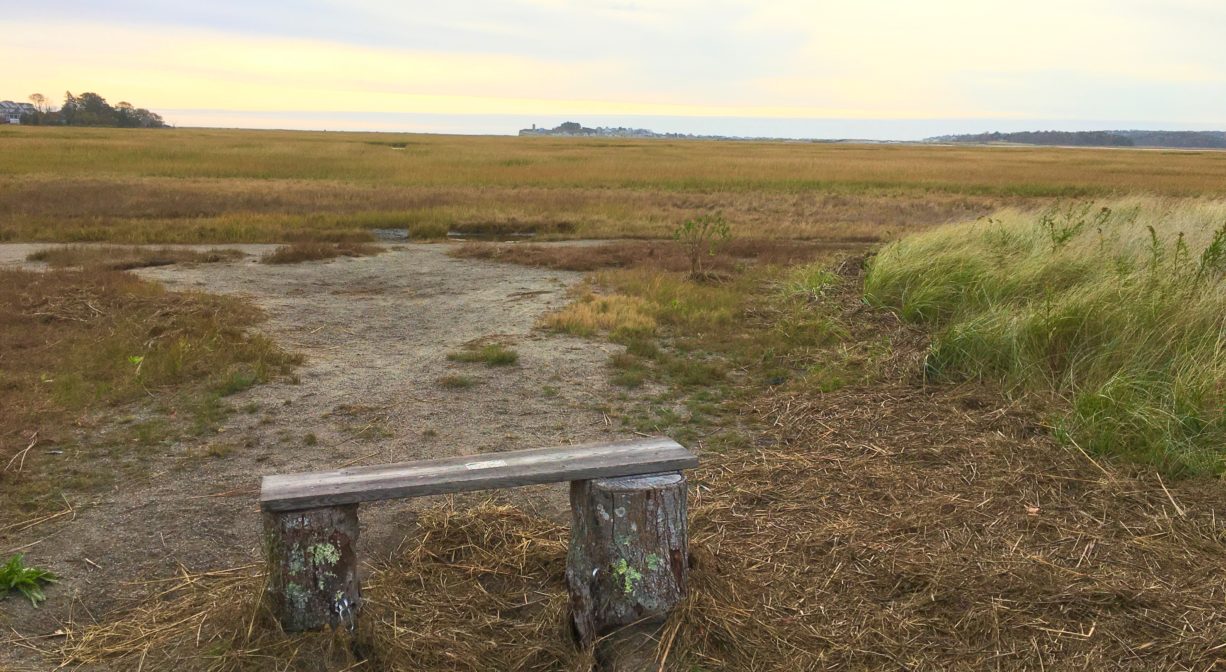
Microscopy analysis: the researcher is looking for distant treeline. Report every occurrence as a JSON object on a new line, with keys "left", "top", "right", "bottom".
{"left": 929, "top": 130, "right": 1226, "bottom": 149}
{"left": 19, "top": 92, "right": 166, "bottom": 128}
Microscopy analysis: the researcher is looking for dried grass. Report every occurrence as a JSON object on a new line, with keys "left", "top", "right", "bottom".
{"left": 51, "top": 503, "right": 589, "bottom": 672}
{"left": 450, "top": 239, "right": 855, "bottom": 272}
{"left": 26, "top": 245, "right": 244, "bottom": 270}
{"left": 261, "top": 242, "right": 383, "bottom": 264}
{"left": 538, "top": 292, "right": 657, "bottom": 337}
{"left": 45, "top": 379, "right": 1226, "bottom": 670}
{"left": 13, "top": 127, "right": 1226, "bottom": 245}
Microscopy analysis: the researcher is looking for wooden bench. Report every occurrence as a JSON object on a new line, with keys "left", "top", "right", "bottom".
{"left": 259, "top": 437, "right": 698, "bottom": 642}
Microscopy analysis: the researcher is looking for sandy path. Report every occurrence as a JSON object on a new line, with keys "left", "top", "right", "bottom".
{"left": 1, "top": 244, "right": 639, "bottom": 667}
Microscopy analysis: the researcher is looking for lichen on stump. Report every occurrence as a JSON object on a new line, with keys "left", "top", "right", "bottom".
{"left": 262, "top": 503, "right": 361, "bottom": 632}
{"left": 566, "top": 472, "right": 688, "bottom": 647}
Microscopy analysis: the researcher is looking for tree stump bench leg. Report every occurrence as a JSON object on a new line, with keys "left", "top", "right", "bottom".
{"left": 262, "top": 504, "right": 361, "bottom": 632}
{"left": 566, "top": 472, "right": 688, "bottom": 647}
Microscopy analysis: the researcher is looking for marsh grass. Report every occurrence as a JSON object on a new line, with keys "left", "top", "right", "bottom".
{"left": 865, "top": 199, "right": 1226, "bottom": 474}
{"left": 9, "top": 126, "right": 1226, "bottom": 245}
{"left": 540, "top": 254, "right": 856, "bottom": 445}
{"left": 450, "top": 238, "right": 840, "bottom": 272}
{"left": 0, "top": 268, "right": 300, "bottom": 521}
{"left": 27, "top": 245, "right": 244, "bottom": 270}
{"left": 260, "top": 241, "right": 382, "bottom": 264}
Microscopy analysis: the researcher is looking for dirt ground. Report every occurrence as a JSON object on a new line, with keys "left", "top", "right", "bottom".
{"left": 0, "top": 243, "right": 649, "bottom": 669}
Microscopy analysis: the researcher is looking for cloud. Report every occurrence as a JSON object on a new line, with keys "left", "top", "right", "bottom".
{"left": 5, "top": 1, "right": 1224, "bottom": 126}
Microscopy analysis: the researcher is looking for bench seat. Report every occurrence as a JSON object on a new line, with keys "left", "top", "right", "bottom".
{"left": 260, "top": 437, "right": 697, "bottom": 512}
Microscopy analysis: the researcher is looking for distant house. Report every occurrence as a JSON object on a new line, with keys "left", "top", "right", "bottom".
{"left": 0, "top": 101, "right": 37, "bottom": 124}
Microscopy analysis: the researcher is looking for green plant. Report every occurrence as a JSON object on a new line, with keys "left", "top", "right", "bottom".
{"left": 673, "top": 213, "right": 732, "bottom": 277}
{"left": 1038, "top": 202, "right": 1111, "bottom": 252}
{"left": 1196, "top": 221, "right": 1226, "bottom": 282}
{"left": 1, "top": 554, "right": 57, "bottom": 606}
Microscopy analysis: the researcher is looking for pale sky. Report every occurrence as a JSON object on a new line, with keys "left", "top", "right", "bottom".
{"left": 5, "top": 0, "right": 1225, "bottom": 137}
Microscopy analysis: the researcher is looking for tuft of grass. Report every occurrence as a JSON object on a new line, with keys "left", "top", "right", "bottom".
{"left": 1, "top": 554, "right": 57, "bottom": 607}
{"left": 303, "top": 433, "right": 318, "bottom": 446}
{"left": 865, "top": 199, "right": 1226, "bottom": 475}
{"left": 439, "top": 374, "right": 478, "bottom": 389}
{"left": 608, "top": 352, "right": 649, "bottom": 389}
{"left": 446, "top": 344, "right": 519, "bottom": 367}
{"left": 539, "top": 292, "right": 656, "bottom": 338}
{"left": 260, "top": 242, "right": 382, "bottom": 264}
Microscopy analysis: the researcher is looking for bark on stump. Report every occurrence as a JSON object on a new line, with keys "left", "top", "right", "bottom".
{"left": 567, "top": 472, "right": 688, "bottom": 648}
{"left": 263, "top": 504, "right": 361, "bottom": 632}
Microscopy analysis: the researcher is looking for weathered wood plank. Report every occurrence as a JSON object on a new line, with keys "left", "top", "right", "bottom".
{"left": 260, "top": 437, "right": 696, "bottom": 511}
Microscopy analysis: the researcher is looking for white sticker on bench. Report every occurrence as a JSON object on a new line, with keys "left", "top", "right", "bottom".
{"left": 464, "top": 459, "right": 509, "bottom": 470}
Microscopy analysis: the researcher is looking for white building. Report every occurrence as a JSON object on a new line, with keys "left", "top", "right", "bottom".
{"left": 0, "top": 101, "right": 37, "bottom": 124}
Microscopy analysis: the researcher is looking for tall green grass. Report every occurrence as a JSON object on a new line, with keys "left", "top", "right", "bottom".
{"left": 865, "top": 199, "right": 1226, "bottom": 475}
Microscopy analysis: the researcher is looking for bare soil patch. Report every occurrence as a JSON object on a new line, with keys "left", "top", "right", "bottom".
{"left": 0, "top": 243, "right": 647, "bottom": 669}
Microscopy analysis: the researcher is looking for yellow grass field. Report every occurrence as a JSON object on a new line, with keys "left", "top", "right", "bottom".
{"left": 3, "top": 126, "right": 1226, "bottom": 243}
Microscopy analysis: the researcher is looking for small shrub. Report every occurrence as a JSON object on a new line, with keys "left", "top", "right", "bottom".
{"left": 1, "top": 554, "right": 57, "bottom": 607}
{"left": 673, "top": 213, "right": 732, "bottom": 277}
